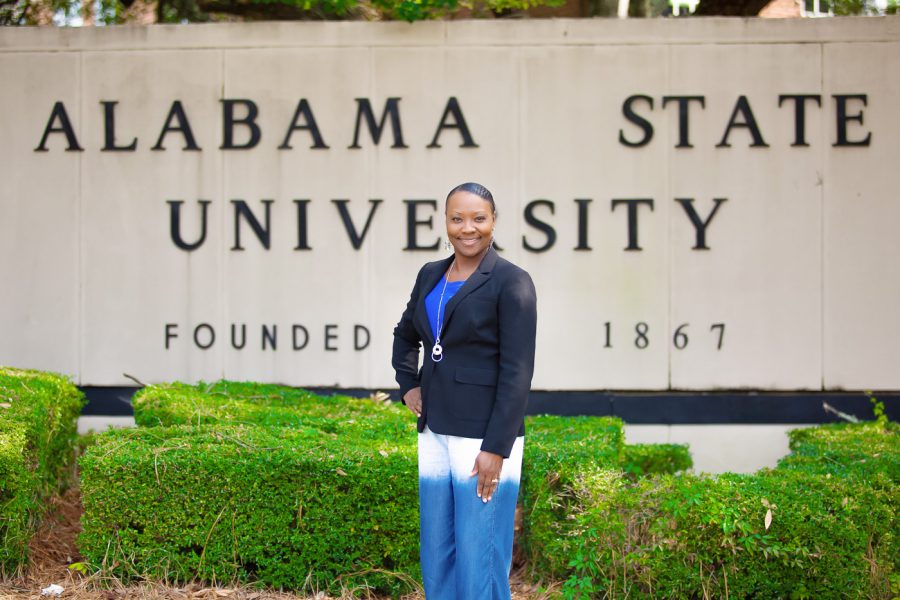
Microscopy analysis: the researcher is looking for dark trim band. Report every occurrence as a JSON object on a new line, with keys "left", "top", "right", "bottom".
{"left": 79, "top": 386, "right": 899, "bottom": 425}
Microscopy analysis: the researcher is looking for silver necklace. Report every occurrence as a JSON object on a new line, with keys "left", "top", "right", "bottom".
{"left": 431, "top": 260, "right": 456, "bottom": 363}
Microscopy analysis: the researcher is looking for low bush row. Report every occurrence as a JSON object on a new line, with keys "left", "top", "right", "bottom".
{"left": 9, "top": 367, "right": 894, "bottom": 597}
{"left": 87, "top": 379, "right": 900, "bottom": 596}
{"left": 0, "top": 367, "right": 84, "bottom": 575}
{"left": 519, "top": 415, "right": 625, "bottom": 578}
{"left": 133, "top": 382, "right": 691, "bottom": 478}
{"left": 132, "top": 381, "right": 412, "bottom": 441}
{"left": 82, "top": 380, "right": 692, "bottom": 594}
{"left": 620, "top": 443, "right": 693, "bottom": 479}
{"left": 79, "top": 424, "right": 419, "bottom": 595}
{"left": 780, "top": 419, "right": 899, "bottom": 484}
{"left": 522, "top": 420, "right": 899, "bottom": 598}
{"left": 83, "top": 381, "right": 422, "bottom": 594}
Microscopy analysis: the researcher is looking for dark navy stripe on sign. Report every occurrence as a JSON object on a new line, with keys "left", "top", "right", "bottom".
{"left": 79, "top": 386, "right": 899, "bottom": 425}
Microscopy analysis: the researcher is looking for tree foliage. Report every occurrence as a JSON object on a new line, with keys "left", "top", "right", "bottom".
{"left": 1, "top": 0, "right": 892, "bottom": 80}
{"left": 2, "top": 0, "right": 569, "bottom": 24}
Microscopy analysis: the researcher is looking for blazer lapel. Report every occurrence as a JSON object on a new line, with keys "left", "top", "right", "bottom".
{"left": 414, "top": 255, "right": 455, "bottom": 344}
{"left": 441, "top": 248, "right": 499, "bottom": 327}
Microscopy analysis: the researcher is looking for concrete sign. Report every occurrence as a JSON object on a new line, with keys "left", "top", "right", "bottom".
{"left": 1, "top": 19, "right": 898, "bottom": 391}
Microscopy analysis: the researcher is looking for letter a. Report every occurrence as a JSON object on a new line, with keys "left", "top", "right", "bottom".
{"left": 35, "top": 102, "right": 83, "bottom": 152}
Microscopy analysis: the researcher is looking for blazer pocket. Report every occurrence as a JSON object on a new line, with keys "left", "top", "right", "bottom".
{"left": 454, "top": 366, "right": 499, "bottom": 387}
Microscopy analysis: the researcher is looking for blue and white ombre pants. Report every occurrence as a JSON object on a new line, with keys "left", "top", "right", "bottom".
{"left": 418, "top": 425, "right": 525, "bottom": 600}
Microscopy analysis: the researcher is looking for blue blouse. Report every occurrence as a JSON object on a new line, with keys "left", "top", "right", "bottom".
{"left": 425, "top": 275, "right": 465, "bottom": 339}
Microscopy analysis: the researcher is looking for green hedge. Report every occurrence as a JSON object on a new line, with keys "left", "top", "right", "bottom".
{"left": 0, "top": 427, "right": 32, "bottom": 576}
{"left": 527, "top": 420, "right": 898, "bottom": 599}
{"left": 0, "top": 366, "right": 85, "bottom": 574}
{"left": 519, "top": 415, "right": 626, "bottom": 579}
{"left": 93, "top": 383, "right": 640, "bottom": 591}
{"left": 133, "top": 380, "right": 413, "bottom": 441}
{"left": 519, "top": 416, "right": 696, "bottom": 581}
{"left": 779, "top": 420, "right": 900, "bottom": 484}
{"left": 562, "top": 468, "right": 895, "bottom": 598}
{"left": 620, "top": 443, "right": 692, "bottom": 479}
{"left": 86, "top": 382, "right": 421, "bottom": 593}
{"left": 101, "top": 381, "right": 699, "bottom": 594}
{"left": 79, "top": 424, "right": 420, "bottom": 595}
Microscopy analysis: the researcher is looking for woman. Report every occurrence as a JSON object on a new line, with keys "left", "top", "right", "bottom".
{"left": 392, "top": 182, "right": 537, "bottom": 600}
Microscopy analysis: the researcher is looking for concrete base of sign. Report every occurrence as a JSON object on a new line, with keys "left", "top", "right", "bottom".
{"left": 76, "top": 417, "right": 804, "bottom": 475}
{"left": 624, "top": 424, "right": 808, "bottom": 474}
{"left": 78, "top": 416, "right": 136, "bottom": 435}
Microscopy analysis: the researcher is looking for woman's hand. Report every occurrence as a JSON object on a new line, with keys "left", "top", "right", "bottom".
{"left": 403, "top": 387, "right": 422, "bottom": 417}
{"left": 471, "top": 451, "right": 503, "bottom": 503}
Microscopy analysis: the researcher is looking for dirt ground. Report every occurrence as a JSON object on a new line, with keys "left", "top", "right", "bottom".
{"left": 0, "top": 488, "right": 555, "bottom": 600}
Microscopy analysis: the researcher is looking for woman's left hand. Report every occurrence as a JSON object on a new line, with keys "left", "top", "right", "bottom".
{"left": 470, "top": 451, "right": 503, "bottom": 503}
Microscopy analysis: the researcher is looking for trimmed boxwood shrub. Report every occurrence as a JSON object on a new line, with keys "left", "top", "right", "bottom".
{"left": 0, "top": 366, "right": 85, "bottom": 574}
{"left": 779, "top": 420, "right": 899, "bottom": 484}
{"left": 106, "top": 381, "right": 699, "bottom": 594}
{"left": 561, "top": 468, "right": 896, "bottom": 598}
{"left": 520, "top": 415, "right": 627, "bottom": 579}
{"left": 78, "top": 424, "right": 420, "bottom": 595}
{"left": 569, "top": 468, "right": 896, "bottom": 598}
{"left": 0, "top": 427, "right": 32, "bottom": 575}
{"left": 526, "top": 419, "right": 898, "bottom": 599}
{"left": 620, "top": 443, "right": 692, "bottom": 479}
{"left": 133, "top": 380, "right": 412, "bottom": 441}
{"left": 520, "top": 415, "right": 694, "bottom": 580}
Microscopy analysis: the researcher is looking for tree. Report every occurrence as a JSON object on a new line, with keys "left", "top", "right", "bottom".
{"left": 1, "top": 0, "right": 891, "bottom": 27}
{"left": 1, "top": 0, "right": 568, "bottom": 24}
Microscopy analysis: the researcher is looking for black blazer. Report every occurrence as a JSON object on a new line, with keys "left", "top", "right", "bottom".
{"left": 392, "top": 248, "right": 537, "bottom": 458}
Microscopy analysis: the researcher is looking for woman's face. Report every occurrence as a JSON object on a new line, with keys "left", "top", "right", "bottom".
{"left": 446, "top": 191, "right": 495, "bottom": 259}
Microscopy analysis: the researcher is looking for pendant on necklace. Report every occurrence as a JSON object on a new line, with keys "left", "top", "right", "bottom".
{"left": 431, "top": 260, "right": 454, "bottom": 364}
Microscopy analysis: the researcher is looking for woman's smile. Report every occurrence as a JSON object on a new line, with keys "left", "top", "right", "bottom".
{"left": 446, "top": 190, "right": 495, "bottom": 260}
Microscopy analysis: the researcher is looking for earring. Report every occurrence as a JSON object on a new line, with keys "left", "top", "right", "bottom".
{"left": 444, "top": 239, "right": 452, "bottom": 252}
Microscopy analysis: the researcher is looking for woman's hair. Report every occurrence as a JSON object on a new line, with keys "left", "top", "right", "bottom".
{"left": 446, "top": 182, "right": 496, "bottom": 214}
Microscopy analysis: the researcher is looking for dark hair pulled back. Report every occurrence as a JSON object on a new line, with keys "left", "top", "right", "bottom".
{"left": 446, "top": 182, "right": 496, "bottom": 214}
